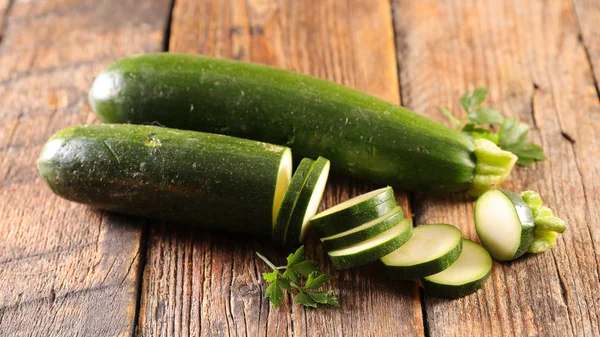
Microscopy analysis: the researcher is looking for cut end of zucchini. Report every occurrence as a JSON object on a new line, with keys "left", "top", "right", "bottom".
{"left": 521, "top": 190, "right": 567, "bottom": 253}
{"left": 468, "top": 139, "right": 518, "bottom": 197}
{"left": 381, "top": 224, "right": 463, "bottom": 280}
{"left": 272, "top": 148, "right": 293, "bottom": 225}
{"left": 299, "top": 160, "right": 330, "bottom": 242}
{"left": 422, "top": 239, "right": 492, "bottom": 298}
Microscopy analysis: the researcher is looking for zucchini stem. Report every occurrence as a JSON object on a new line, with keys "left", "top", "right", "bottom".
{"left": 468, "top": 139, "right": 518, "bottom": 197}
{"left": 521, "top": 191, "right": 567, "bottom": 253}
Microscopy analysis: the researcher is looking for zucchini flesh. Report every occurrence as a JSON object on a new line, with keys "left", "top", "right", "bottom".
{"left": 273, "top": 149, "right": 293, "bottom": 224}
{"left": 381, "top": 224, "right": 463, "bottom": 280}
{"left": 272, "top": 158, "right": 314, "bottom": 245}
{"left": 37, "top": 124, "right": 292, "bottom": 235}
{"left": 475, "top": 190, "right": 534, "bottom": 261}
{"left": 328, "top": 220, "right": 412, "bottom": 270}
{"left": 320, "top": 207, "right": 405, "bottom": 250}
{"left": 311, "top": 197, "right": 398, "bottom": 238}
{"left": 422, "top": 240, "right": 492, "bottom": 298}
{"left": 89, "top": 53, "right": 517, "bottom": 195}
{"left": 285, "top": 157, "right": 330, "bottom": 244}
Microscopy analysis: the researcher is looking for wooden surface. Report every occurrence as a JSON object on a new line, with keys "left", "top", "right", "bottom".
{"left": 0, "top": 0, "right": 598, "bottom": 336}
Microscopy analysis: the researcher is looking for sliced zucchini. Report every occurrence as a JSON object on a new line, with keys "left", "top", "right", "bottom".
{"left": 310, "top": 186, "right": 394, "bottom": 227}
{"left": 381, "top": 224, "right": 463, "bottom": 280}
{"left": 422, "top": 239, "right": 492, "bottom": 298}
{"left": 320, "top": 207, "right": 405, "bottom": 251}
{"left": 328, "top": 220, "right": 412, "bottom": 270}
{"left": 311, "top": 197, "right": 398, "bottom": 238}
{"left": 272, "top": 158, "right": 314, "bottom": 245}
{"left": 475, "top": 189, "right": 534, "bottom": 261}
{"left": 285, "top": 157, "right": 330, "bottom": 244}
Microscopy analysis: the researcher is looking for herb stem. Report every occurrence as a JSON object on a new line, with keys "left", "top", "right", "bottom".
{"left": 256, "top": 251, "right": 279, "bottom": 271}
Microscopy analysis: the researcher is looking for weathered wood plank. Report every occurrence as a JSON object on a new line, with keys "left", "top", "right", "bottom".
{"left": 573, "top": 0, "right": 600, "bottom": 98}
{"left": 136, "top": 1, "right": 423, "bottom": 336}
{"left": 0, "top": 1, "right": 171, "bottom": 336}
{"left": 393, "top": 0, "right": 600, "bottom": 336}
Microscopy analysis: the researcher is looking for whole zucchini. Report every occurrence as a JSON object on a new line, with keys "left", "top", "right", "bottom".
{"left": 89, "top": 53, "right": 516, "bottom": 195}
{"left": 37, "top": 124, "right": 292, "bottom": 235}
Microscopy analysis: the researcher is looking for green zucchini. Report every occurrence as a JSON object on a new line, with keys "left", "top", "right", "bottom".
{"left": 381, "top": 224, "right": 463, "bottom": 280}
{"left": 475, "top": 189, "right": 566, "bottom": 261}
{"left": 310, "top": 186, "right": 394, "bottom": 227}
{"left": 328, "top": 220, "right": 412, "bottom": 270}
{"left": 422, "top": 239, "right": 492, "bottom": 298}
{"left": 320, "top": 207, "right": 405, "bottom": 250}
{"left": 37, "top": 124, "right": 292, "bottom": 235}
{"left": 89, "top": 53, "right": 517, "bottom": 196}
{"left": 285, "top": 157, "right": 330, "bottom": 244}
{"left": 475, "top": 190, "right": 535, "bottom": 261}
{"left": 272, "top": 158, "right": 314, "bottom": 245}
{"left": 311, "top": 197, "right": 398, "bottom": 238}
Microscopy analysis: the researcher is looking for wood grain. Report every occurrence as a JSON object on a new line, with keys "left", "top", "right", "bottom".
{"left": 573, "top": 0, "right": 600, "bottom": 98}
{"left": 136, "top": 1, "right": 423, "bottom": 336}
{"left": 393, "top": 0, "right": 600, "bottom": 336}
{"left": 0, "top": 0, "right": 171, "bottom": 336}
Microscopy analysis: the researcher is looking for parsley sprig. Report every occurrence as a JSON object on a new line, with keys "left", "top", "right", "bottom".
{"left": 256, "top": 246, "right": 339, "bottom": 309}
{"left": 441, "top": 87, "right": 546, "bottom": 166}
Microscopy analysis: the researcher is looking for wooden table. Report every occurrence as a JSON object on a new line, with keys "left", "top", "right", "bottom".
{"left": 1, "top": 0, "right": 599, "bottom": 336}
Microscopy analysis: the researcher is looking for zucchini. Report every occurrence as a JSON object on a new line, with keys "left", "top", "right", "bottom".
{"left": 310, "top": 186, "right": 394, "bottom": 227}
{"left": 475, "top": 189, "right": 566, "bottom": 261}
{"left": 311, "top": 197, "right": 398, "bottom": 238}
{"left": 521, "top": 190, "right": 566, "bottom": 253}
{"left": 37, "top": 124, "right": 292, "bottom": 235}
{"left": 272, "top": 158, "right": 314, "bottom": 245}
{"left": 422, "top": 240, "right": 492, "bottom": 298}
{"left": 285, "top": 157, "right": 330, "bottom": 244}
{"left": 381, "top": 224, "right": 463, "bottom": 280}
{"left": 328, "top": 220, "right": 412, "bottom": 270}
{"left": 89, "top": 53, "right": 517, "bottom": 196}
{"left": 320, "top": 207, "right": 405, "bottom": 250}
{"left": 475, "top": 190, "right": 534, "bottom": 261}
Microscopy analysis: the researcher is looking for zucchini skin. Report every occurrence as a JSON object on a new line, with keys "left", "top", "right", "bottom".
{"left": 37, "top": 124, "right": 290, "bottom": 235}
{"left": 90, "top": 53, "right": 476, "bottom": 192}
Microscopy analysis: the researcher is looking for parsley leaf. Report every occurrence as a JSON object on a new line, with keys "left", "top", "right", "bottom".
{"left": 441, "top": 87, "right": 546, "bottom": 166}
{"left": 256, "top": 246, "right": 338, "bottom": 309}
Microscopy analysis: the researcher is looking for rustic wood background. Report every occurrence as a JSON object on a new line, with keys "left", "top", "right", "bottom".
{"left": 1, "top": 0, "right": 598, "bottom": 336}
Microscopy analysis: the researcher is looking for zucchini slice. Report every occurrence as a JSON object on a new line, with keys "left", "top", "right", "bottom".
{"left": 311, "top": 197, "right": 398, "bottom": 238}
{"left": 272, "top": 158, "right": 314, "bottom": 245}
{"left": 422, "top": 239, "right": 492, "bottom": 298}
{"left": 320, "top": 207, "right": 405, "bottom": 250}
{"left": 285, "top": 157, "right": 330, "bottom": 244}
{"left": 328, "top": 220, "right": 412, "bottom": 270}
{"left": 310, "top": 186, "right": 394, "bottom": 226}
{"left": 475, "top": 189, "right": 534, "bottom": 261}
{"left": 381, "top": 224, "right": 463, "bottom": 280}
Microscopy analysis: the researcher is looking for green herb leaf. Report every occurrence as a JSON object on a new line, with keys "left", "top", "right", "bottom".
{"left": 467, "top": 108, "right": 503, "bottom": 125}
{"left": 304, "top": 272, "right": 333, "bottom": 289}
{"left": 288, "top": 260, "right": 319, "bottom": 277}
{"left": 257, "top": 246, "right": 338, "bottom": 309}
{"left": 286, "top": 246, "right": 305, "bottom": 266}
{"left": 441, "top": 88, "right": 546, "bottom": 166}
{"left": 306, "top": 290, "right": 339, "bottom": 307}
{"left": 265, "top": 280, "right": 285, "bottom": 309}
{"left": 461, "top": 87, "right": 489, "bottom": 113}
{"left": 295, "top": 291, "right": 318, "bottom": 308}
{"left": 262, "top": 270, "right": 279, "bottom": 283}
